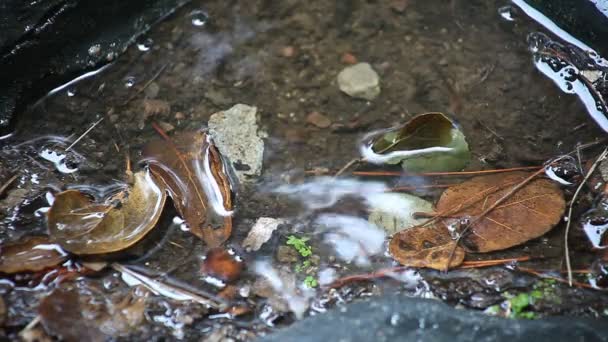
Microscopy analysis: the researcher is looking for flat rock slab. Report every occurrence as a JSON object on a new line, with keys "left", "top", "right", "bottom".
{"left": 337, "top": 62, "right": 380, "bottom": 100}
{"left": 208, "top": 104, "right": 265, "bottom": 183}
{"left": 259, "top": 294, "right": 608, "bottom": 342}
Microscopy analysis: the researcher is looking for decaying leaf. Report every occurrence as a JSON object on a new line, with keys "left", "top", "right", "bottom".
{"left": 0, "top": 236, "right": 67, "bottom": 274}
{"left": 47, "top": 170, "right": 166, "bottom": 255}
{"left": 360, "top": 112, "right": 470, "bottom": 172}
{"left": 368, "top": 193, "right": 434, "bottom": 235}
{"left": 242, "top": 217, "right": 285, "bottom": 251}
{"left": 39, "top": 287, "right": 146, "bottom": 342}
{"left": 389, "top": 225, "right": 465, "bottom": 270}
{"left": 201, "top": 248, "right": 243, "bottom": 283}
{"left": 436, "top": 172, "right": 566, "bottom": 253}
{"left": 142, "top": 130, "right": 233, "bottom": 247}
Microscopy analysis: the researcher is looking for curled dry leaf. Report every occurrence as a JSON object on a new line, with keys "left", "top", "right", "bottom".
{"left": 39, "top": 287, "right": 146, "bottom": 342}
{"left": 436, "top": 171, "right": 566, "bottom": 253}
{"left": 47, "top": 170, "right": 166, "bottom": 255}
{"left": 0, "top": 236, "right": 68, "bottom": 274}
{"left": 389, "top": 225, "right": 465, "bottom": 270}
{"left": 142, "top": 130, "right": 234, "bottom": 247}
{"left": 361, "top": 112, "right": 470, "bottom": 172}
{"left": 201, "top": 248, "right": 243, "bottom": 283}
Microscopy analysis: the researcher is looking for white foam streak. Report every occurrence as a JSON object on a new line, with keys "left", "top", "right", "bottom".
{"left": 317, "top": 214, "right": 386, "bottom": 266}
{"left": 274, "top": 177, "right": 387, "bottom": 210}
{"left": 253, "top": 261, "right": 311, "bottom": 319}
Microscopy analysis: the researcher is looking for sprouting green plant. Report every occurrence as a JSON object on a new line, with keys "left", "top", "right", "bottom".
{"left": 304, "top": 276, "right": 318, "bottom": 288}
{"left": 508, "top": 293, "right": 533, "bottom": 319}
{"left": 295, "top": 259, "right": 312, "bottom": 273}
{"left": 286, "top": 235, "right": 313, "bottom": 257}
{"left": 286, "top": 235, "right": 318, "bottom": 287}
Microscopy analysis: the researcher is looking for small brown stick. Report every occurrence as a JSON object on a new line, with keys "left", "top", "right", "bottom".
{"left": 517, "top": 266, "right": 601, "bottom": 290}
{"left": 0, "top": 173, "right": 19, "bottom": 196}
{"left": 65, "top": 117, "right": 104, "bottom": 151}
{"left": 564, "top": 147, "right": 608, "bottom": 286}
{"left": 445, "top": 167, "right": 547, "bottom": 270}
{"left": 334, "top": 157, "right": 363, "bottom": 177}
{"left": 327, "top": 266, "right": 408, "bottom": 288}
{"left": 328, "top": 256, "right": 533, "bottom": 288}
{"left": 388, "top": 184, "right": 455, "bottom": 192}
{"left": 352, "top": 166, "right": 541, "bottom": 177}
{"left": 459, "top": 256, "right": 531, "bottom": 269}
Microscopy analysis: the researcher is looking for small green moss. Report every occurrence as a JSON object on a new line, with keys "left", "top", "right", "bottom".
{"left": 286, "top": 235, "right": 313, "bottom": 257}
{"left": 304, "top": 276, "right": 318, "bottom": 288}
{"left": 509, "top": 293, "right": 531, "bottom": 314}
{"left": 530, "top": 289, "right": 543, "bottom": 300}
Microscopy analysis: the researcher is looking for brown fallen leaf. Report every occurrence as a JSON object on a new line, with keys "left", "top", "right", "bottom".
{"left": 389, "top": 225, "right": 465, "bottom": 270}
{"left": 47, "top": 170, "right": 166, "bottom": 255}
{"left": 201, "top": 248, "right": 243, "bottom": 283}
{"left": 0, "top": 236, "right": 67, "bottom": 274}
{"left": 142, "top": 128, "right": 233, "bottom": 247}
{"left": 39, "top": 287, "right": 146, "bottom": 342}
{"left": 436, "top": 171, "right": 566, "bottom": 252}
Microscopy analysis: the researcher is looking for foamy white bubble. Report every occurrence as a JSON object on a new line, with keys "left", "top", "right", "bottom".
{"left": 317, "top": 214, "right": 386, "bottom": 266}
{"left": 274, "top": 177, "right": 387, "bottom": 210}
{"left": 253, "top": 261, "right": 313, "bottom": 319}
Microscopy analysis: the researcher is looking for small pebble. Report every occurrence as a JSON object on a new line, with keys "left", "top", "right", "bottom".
{"left": 280, "top": 46, "right": 296, "bottom": 58}
{"left": 144, "top": 82, "right": 160, "bottom": 99}
{"left": 306, "top": 112, "right": 332, "bottom": 128}
{"left": 337, "top": 62, "right": 381, "bottom": 100}
{"left": 142, "top": 99, "right": 171, "bottom": 117}
{"left": 341, "top": 52, "right": 358, "bottom": 65}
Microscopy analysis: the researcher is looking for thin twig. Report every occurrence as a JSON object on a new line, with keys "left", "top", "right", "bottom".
{"left": 334, "top": 158, "right": 362, "bottom": 177}
{"left": 122, "top": 63, "right": 168, "bottom": 106}
{"left": 517, "top": 266, "right": 601, "bottom": 290}
{"left": 459, "top": 256, "right": 531, "bottom": 268}
{"left": 65, "top": 117, "right": 104, "bottom": 151}
{"left": 0, "top": 173, "right": 19, "bottom": 196}
{"left": 564, "top": 147, "right": 608, "bottom": 286}
{"left": 351, "top": 166, "right": 541, "bottom": 177}
{"left": 388, "top": 184, "right": 454, "bottom": 192}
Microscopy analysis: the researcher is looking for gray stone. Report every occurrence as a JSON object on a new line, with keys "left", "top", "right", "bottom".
{"left": 260, "top": 294, "right": 608, "bottom": 342}
{"left": 337, "top": 63, "right": 380, "bottom": 100}
{"left": 208, "top": 104, "right": 265, "bottom": 182}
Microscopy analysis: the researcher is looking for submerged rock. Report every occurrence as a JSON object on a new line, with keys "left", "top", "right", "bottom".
{"left": 208, "top": 104, "right": 266, "bottom": 183}
{"left": 337, "top": 63, "right": 381, "bottom": 100}
{"left": 261, "top": 294, "right": 608, "bottom": 342}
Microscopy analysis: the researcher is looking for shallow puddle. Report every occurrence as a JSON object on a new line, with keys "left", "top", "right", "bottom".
{"left": 1, "top": 0, "right": 608, "bottom": 340}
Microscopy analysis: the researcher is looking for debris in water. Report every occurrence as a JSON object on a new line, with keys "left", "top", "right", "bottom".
{"left": 242, "top": 217, "right": 285, "bottom": 251}
{"left": 201, "top": 248, "right": 243, "bottom": 283}
{"left": 337, "top": 62, "right": 381, "bottom": 100}
{"left": 317, "top": 214, "right": 385, "bottom": 266}
{"left": 435, "top": 171, "right": 565, "bottom": 252}
{"left": 360, "top": 112, "right": 470, "bottom": 172}
{"left": 47, "top": 170, "right": 166, "bottom": 255}
{"left": 208, "top": 104, "right": 266, "bottom": 182}
{"left": 368, "top": 193, "right": 434, "bottom": 235}
{"left": 0, "top": 236, "right": 68, "bottom": 274}
{"left": 142, "top": 128, "right": 234, "bottom": 247}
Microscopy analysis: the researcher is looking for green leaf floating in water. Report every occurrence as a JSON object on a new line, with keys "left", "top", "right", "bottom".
{"left": 360, "top": 112, "right": 470, "bottom": 172}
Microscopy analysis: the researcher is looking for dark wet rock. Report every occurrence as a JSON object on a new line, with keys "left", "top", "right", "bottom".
{"left": 260, "top": 294, "right": 608, "bottom": 342}
{"left": 0, "top": 0, "right": 189, "bottom": 133}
